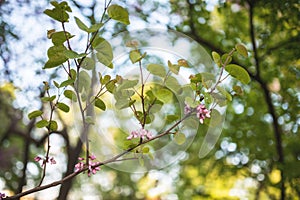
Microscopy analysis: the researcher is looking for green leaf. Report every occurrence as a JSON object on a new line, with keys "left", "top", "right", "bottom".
{"left": 60, "top": 79, "right": 74, "bottom": 87}
{"left": 147, "top": 64, "right": 166, "bottom": 77}
{"left": 117, "top": 79, "right": 139, "bottom": 91}
{"left": 77, "top": 70, "right": 91, "bottom": 92}
{"left": 94, "top": 37, "right": 113, "bottom": 68}
{"left": 44, "top": 1, "right": 72, "bottom": 22}
{"left": 165, "top": 76, "right": 181, "bottom": 93}
{"left": 51, "top": 31, "right": 73, "bottom": 45}
{"left": 174, "top": 132, "right": 186, "bottom": 145}
{"left": 64, "top": 50, "right": 86, "bottom": 59}
{"left": 74, "top": 17, "right": 89, "bottom": 32}
{"left": 64, "top": 90, "right": 77, "bottom": 101}
{"left": 142, "top": 147, "right": 150, "bottom": 153}
{"left": 115, "top": 99, "right": 130, "bottom": 110}
{"left": 28, "top": 110, "right": 43, "bottom": 120}
{"left": 235, "top": 43, "right": 248, "bottom": 57}
{"left": 53, "top": 80, "right": 60, "bottom": 88}
{"left": 201, "top": 72, "right": 215, "bottom": 89}
{"left": 166, "top": 115, "right": 179, "bottom": 123}
{"left": 41, "top": 95, "right": 56, "bottom": 102}
{"left": 217, "top": 86, "right": 232, "bottom": 101}
{"left": 168, "top": 60, "right": 180, "bottom": 75}
{"left": 95, "top": 98, "right": 106, "bottom": 111}
{"left": 44, "top": 45, "right": 68, "bottom": 69}
{"left": 212, "top": 51, "right": 221, "bottom": 66}
{"left": 225, "top": 64, "right": 251, "bottom": 84}
{"left": 107, "top": 5, "right": 130, "bottom": 25}
{"left": 129, "top": 50, "right": 146, "bottom": 64}
{"left": 80, "top": 57, "right": 95, "bottom": 70}
{"left": 221, "top": 53, "right": 232, "bottom": 65}
{"left": 100, "top": 75, "right": 111, "bottom": 85}
{"left": 106, "top": 81, "right": 116, "bottom": 93}
{"left": 49, "top": 120, "right": 58, "bottom": 131}
{"left": 57, "top": 102, "right": 70, "bottom": 112}
{"left": 36, "top": 120, "right": 48, "bottom": 128}
{"left": 153, "top": 88, "right": 173, "bottom": 103}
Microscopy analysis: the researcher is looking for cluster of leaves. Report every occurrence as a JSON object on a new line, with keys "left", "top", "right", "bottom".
{"left": 6, "top": 1, "right": 251, "bottom": 199}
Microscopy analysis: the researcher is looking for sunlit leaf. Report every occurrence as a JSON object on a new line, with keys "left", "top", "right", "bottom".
{"left": 49, "top": 120, "right": 58, "bottom": 131}
{"left": 74, "top": 17, "right": 89, "bottom": 32}
{"left": 44, "top": 1, "right": 71, "bottom": 22}
{"left": 168, "top": 60, "right": 180, "bottom": 75}
{"left": 95, "top": 98, "right": 106, "bottom": 111}
{"left": 225, "top": 64, "right": 251, "bottom": 84}
{"left": 80, "top": 57, "right": 95, "bottom": 70}
{"left": 51, "top": 31, "right": 73, "bottom": 45}
{"left": 235, "top": 43, "right": 248, "bottom": 57}
{"left": 28, "top": 110, "right": 43, "bottom": 120}
{"left": 217, "top": 86, "right": 232, "bottom": 101}
{"left": 64, "top": 90, "right": 77, "bottom": 101}
{"left": 36, "top": 119, "right": 48, "bottom": 128}
{"left": 44, "top": 45, "right": 68, "bottom": 68}
{"left": 60, "top": 79, "right": 74, "bottom": 87}
{"left": 177, "top": 59, "right": 189, "bottom": 68}
{"left": 147, "top": 63, "right": 166, "bottom": 77}
{"left": 41, "top": 95, "right": 56, "bottom": 102}
{"left": 107, "top": 4, "right": 130, "bottom": 25}
{"left": 129, "top": 50, "right": 146, "bottom": 64}
{"left": 57, "top": 102, "right": 70, "bottom": 112}
{"left": 212, "top": 51, "right": 221, "bottom": 67}
{"left": 64, "top": 50, "right": 86, "bottom": 59}
{"left": 94, "top": 37, "right": 113, "bottom": 68}
{"left": 153, "top": 88, "right": 173, "bottom": 103}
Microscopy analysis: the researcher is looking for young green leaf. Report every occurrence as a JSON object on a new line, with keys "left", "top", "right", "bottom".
{"left": 36, "top": 119, "right": 48, "bottom": 128}
{"left": 64, "top": 90, "right": 77, "bottom": 101}
{"left": 94, "top": 37, "right": 113, "bottom": 68}
{"left": 60, "top": 79, "right": 74, "bottom": 87}
{"left": 147, "top": 64, "right": 167, "bottom": 78}
{"left": 217, "top": 86, "right": 232, "bottom": 101}
{"left": 88, "top": 23, "right": 103, "bottom": 33}
{"left": 80, "top": 57, "right": 95, "bottom": 70}
{"left": 64, "top": 50, "right": 86, "bottom": 59}
{"left": 41, "top": 95, "right": 56, "bottom": 102}
{"left": 212, "top": 51, "right": 221, "bottom": 66}
{"left": 177, "top": 59, "right": 189, "bottom": 68}
{"left": 44, "top": 1, "right": 71, "bottom": 22}
{"left": 57, "top": 102, "right": 70, "bottom": 113}
{"left": 235, "top": 43, "right": 248, "bottom": 57}
{"left": 44, "top": 45, "right": 68, "bottom": 69}
{"left": 225, "top": 64, "right": 251, "bottom": 84}
{"left": 107, "top": 5, "right": 130, "bottom": 25}
{"left": 168, "top": 60, "right": 180, "bottom": 75}
{"left": 233, "top": 85, "right": 244, "bottom": 96}
{"left": 153, "top": 88, "right": 173, "bottom": 103}
{"left": 129, "top": 50, "right": 146, "bottom": 64}
{"left": 28, "top": 110, "right": 43, "bottom": 120}
{"left": 74, "top": 17, "right": 89, "bottom": 32}
{"left": 49, "top": 120, "right": 58, "bottom": 131}
{"left": 95, "top": 98, "right": 106, "bottom": 111}
{"left": 51, "top": 31, "right": 73, "bottom": 45}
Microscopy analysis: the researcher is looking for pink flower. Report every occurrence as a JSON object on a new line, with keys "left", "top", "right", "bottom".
{"left": 50, "top": 157, "right": 56, "bottom": 164}
{"left": 196, "top": 104, "right": 211, "bottom": 124}
{"left": 34, "top": 156, "right": 42, "bottom": 162}
{"left": 74, "top": 154, "right": 101, "bottom": 176}
{"left": 89, "top": 154, "right": 96, "bottom": 160}
{"left": 127, "top": 128, "right": 153, "bottom": 140}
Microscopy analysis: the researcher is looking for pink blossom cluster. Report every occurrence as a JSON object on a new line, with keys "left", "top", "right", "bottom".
{"left": 184, "top": 103, "right": 211, "bottom": 124}
{"left": 127, "top": 128, "right": 153, "bottom": 140}
{"left": 34, "top": 156, "right": 56, "bottom": 166}
{"left": 0, "top": 192, "right": 6, "bottom": 200}
{"left": 75, "top": 154, "right": 100, "bottom": 176}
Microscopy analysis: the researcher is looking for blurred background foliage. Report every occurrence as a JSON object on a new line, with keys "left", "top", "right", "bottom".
{"left": 0, "top": 0, "right": 299, "bottom": 199}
